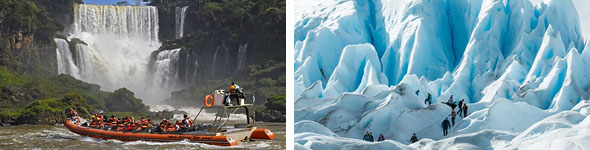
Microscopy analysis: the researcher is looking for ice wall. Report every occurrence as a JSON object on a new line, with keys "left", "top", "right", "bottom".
{"left": 295, "top": 0, "right": 590, "bottom": 149}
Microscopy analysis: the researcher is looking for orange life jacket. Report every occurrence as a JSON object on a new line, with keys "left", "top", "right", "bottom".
{"left": 167, "top": 123, "right": 175, "bottom": 131}
{"left": 108, "top": 118, "right": 117, "bottom": 123}
{"left": 176, "top": 122, "right": 184, "bottom": 129}
{"left": 229, "top": 85, "right": 236, "bottom": 93}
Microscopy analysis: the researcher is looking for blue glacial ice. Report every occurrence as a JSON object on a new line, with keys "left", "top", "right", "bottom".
{"left": 294, "top": 0, "right": 590, "bottom": 149}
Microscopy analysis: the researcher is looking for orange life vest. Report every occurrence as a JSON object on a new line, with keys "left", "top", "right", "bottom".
{"left": 229, "top": 85, "right": 236, "bottom": 93}
{"left": 167, "top": 123, "right": 175, "bottom": 131}
{"left": 176, "top": 122, "right": 184, "bottom": 129}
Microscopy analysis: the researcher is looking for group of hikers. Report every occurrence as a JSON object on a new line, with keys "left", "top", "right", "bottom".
{"left": 361, "top": 93, "right": 472, "bottom": 143}
{"left": 441, "top": 95, "right": 469, "bottom": 136}
{"left": 363, "top": 131, "right": 420, "bottom": 143}
{"left": 362, "top": 131, "right": 386, "bottom": 142}
{"left": 70, "top": 108, "right": 195, "bottom": 133}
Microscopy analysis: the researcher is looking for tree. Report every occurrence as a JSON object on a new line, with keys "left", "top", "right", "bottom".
{"left": 115, "top": 1, "right": 129, "bottom": 6}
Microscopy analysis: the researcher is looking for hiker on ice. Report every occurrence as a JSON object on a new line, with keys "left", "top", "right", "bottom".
{"left": 450, "top": 109, "right": 456, "bottom": 126}
{"left": 443, "top": 95, "right": 457, "bottom": 110}
{"left": 441, "top": 118, "right": 451, "bottom": 136}
{"left": 458, "top": 99, "right": 464, "bottom": 117}
{"left": 424, "top": 93, "right": 432, "bottom": 106}
{"left": 363, "top": 131, "right": 371, "bottom": 142}
{"left": 410, "top": 133, "right": 419, "bottom": 143}
{"left": 462, "top": 103, "right": 469, "bottom": 117}
{"left": 377, "top": 133, "right": 385, "bottom": 141}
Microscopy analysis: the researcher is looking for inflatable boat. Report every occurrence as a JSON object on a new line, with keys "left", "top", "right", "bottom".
{"left": 65, "top": 102, "right": 274, "bottom": 146}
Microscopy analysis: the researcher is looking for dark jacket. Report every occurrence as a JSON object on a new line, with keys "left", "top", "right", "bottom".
{"left": 442, "top": 119, "right": 450, "bottom": 129}
{"left": 363, "top": 134, "right": 371, "bottom": 141}
{"left": 410, "top": 135, "right": 418, "bottom": 143}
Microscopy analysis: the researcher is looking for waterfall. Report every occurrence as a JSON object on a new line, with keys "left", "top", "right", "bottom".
{"left": 213, "top": 47, "right": 219, "bottom": 70}
{"left": 153, "top": 49, "right": 181, "bottom": 88}
{"left": 193, "top": 53, "right": 198, "bottom": 77}
{"left": 74, "top": 43, "right": 93, "bottom": 79}
{"left": 237, "top": 43, "right": 248, "bottom": 70}
{"left": 73, "top": 4, "right": 159, "bottom": 42}
{"left": 175, "top": 6, "right": 189, "bottom": 39}
{"left": 57, "top": 4, "right": 165, "bottom": 104}
{"left": 55, "top": 38, "right": 80, "bottom": 79}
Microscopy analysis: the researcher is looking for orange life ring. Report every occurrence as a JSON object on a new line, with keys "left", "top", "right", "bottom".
{"left": 205, "top": 95, "right": 214, "bottom": 107}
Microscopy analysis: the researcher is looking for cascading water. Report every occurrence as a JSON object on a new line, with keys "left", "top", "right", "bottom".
{"left": 153, "top": 48, "right": 181, "bottom": 88}
{"left": 55, "top": 38, "right": 80, "bottom": 79}
{"left": 73, "top": 4, "right": 159, "bottom": 42}
{"left": 237, "top": 43, "right": 248, "bottom": 70}
{"left": 175, "top": 6, "right": 189, "bottom": 39}
{"left": 192, "top": 53, "right": 198, "bottom": 77}
{"left": 55, "top": 4, "right": 166, "bottom": 104}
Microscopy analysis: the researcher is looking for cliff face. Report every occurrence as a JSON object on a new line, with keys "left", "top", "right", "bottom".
{"left": 0, "top": 0, "right": 75, "bottom": 77}
{"left": 0, "top": 32, "right": 57, "bottom": 77}
{"left": 149, "top": 0, "right": 286, "bottom": 86}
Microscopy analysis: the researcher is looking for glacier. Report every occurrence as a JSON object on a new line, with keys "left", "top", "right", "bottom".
{"left": 294, "top": 0, "right": 590, "bottom": 149}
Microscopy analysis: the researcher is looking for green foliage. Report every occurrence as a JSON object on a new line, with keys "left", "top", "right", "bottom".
{"left": 258, "top": 78, "right": 277, "bottom": 87}
{"left": 0, "top": 68, "right": 154, "bottom": 123}
{"left": 106, "top": 88, "right": 150, "bottom": 114}
{"left": 19, "top": 93, "right": 92, "bottom": 119}
{"left": 0, "top": 66, "right": 28, "bottom": 87}
{"left": 116, "top": 1, "right": 130, "bottom": 6}
{"left": 266, "top": 94, "right": 285, "bottom": 108}
{"left": 0, "top": 0, "right": 64, "bottom": 44}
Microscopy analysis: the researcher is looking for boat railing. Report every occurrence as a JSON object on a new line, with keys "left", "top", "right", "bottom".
{"left": 192, "top": 104, "right": 254, "bottom": 132}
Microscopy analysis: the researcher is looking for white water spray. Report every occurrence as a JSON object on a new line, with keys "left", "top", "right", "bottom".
{"left": 175, "top": 6, "right": 189, "bottom": 39}
{"left": 56, "top": 4, "right": 168, "bottom": 104}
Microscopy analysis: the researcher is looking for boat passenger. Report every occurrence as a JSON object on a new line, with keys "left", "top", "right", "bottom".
{"left": 106, "top": 115, "right": 117, "bottom": 130}
{"left": 70, "top": 108, "right": 80, "bottom": 124}
{"left": 167, "top": 121, "right": 176, "bottom": 132}
{"left": 147, "top": 119, "right": 154, "bottom": 127}
{"left": 182, "top": 114, "right": 193, "bottom": 128}
{"left": 160, "top": 119, "right": 169, "bottom": 132}
{"left": 175, "top": 120, "right": 185, "bottom": 131}
{"left": 138, "top": 118, "right": 150, "bottom": 131}
{"left": 118, "top": 117, "right": 128, "bottom": 131}
{"left": 90, "top": 115, "right": 98, "bottom": 128}
{"left": 125, "top": 117, "right": 136, "bottom": 132}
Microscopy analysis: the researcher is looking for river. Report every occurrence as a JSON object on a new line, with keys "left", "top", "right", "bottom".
{"left": 0, "top": 122, "right": 285, "bottom": 149}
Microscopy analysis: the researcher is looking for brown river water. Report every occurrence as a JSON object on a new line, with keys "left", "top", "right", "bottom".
{"left": 0, "top": 122, "right": 285, "bottom": 150}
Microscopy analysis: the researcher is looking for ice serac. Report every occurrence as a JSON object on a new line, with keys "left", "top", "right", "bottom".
{"left": 377, "top": 0, "right": 455, "bottom": 85}
{"left": 443, "top": 0, "right": 508, "bottom": 103}
{"left": 549, "top": 48, "right": 590, "bottom": 112}
{"left": 323, "top": 44, "right": 383, "bottom": 97}
{"left": 443, "top": 0, "right": 483, "bottom": 62}
{"left": 294, "top": 0, "right": 590, "bottom": 149}
{"left": 294, "top": 0, "right": 372, "bottom": 89}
